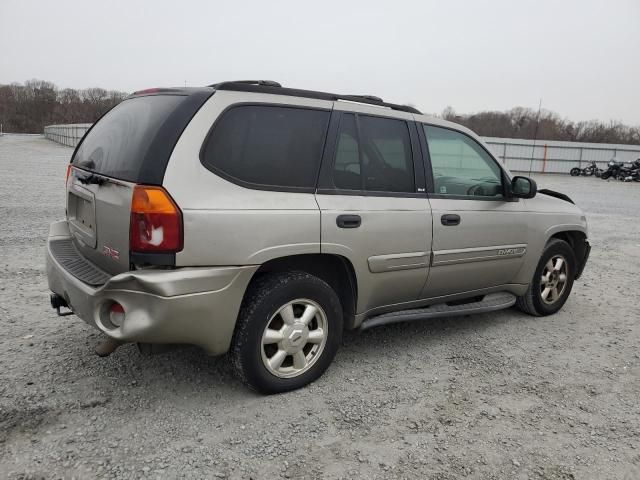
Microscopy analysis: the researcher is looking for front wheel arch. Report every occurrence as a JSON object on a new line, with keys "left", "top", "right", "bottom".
{"left": 516, "top": 238, "right": 577, "bottom": 316}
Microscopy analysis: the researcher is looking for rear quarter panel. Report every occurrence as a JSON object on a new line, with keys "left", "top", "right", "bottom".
{"left": 163, "top": 91, "right": 334, "bottom": 266}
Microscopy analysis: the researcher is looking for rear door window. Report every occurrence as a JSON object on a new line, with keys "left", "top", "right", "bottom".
{"left": 201, "top": 105, "right": 330, "bottom": 191}
{"left": 332, "top": 114, "right": 415, "bottom": 193}
{"left": 72, "top": 95, "right": 185, "bottom": 183}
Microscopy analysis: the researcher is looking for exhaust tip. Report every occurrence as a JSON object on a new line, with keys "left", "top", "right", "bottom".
{"left": 95, "top": 336, "right": 124, "bottom": 357}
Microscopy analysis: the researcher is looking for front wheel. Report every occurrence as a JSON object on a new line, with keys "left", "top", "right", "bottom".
{"left": 516, "top": 239, "right": 576, "bottom": 316}
{"left": 569, "top": 168, "right": 581, "bottom": 176}
{"left": 230, "top": 271, "right": 343, "bottom": 394}
{"left": 601, "top": 171, "right": 611, "bottom": 180}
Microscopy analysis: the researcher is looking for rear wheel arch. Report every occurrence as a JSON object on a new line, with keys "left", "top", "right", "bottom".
{"left": 248, "top": 254, "right": 358, "bottom": 329}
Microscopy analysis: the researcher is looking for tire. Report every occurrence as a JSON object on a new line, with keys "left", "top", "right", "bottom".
{"left": 230, "top": 271, "right": 343, "bottom": 394}
{"left": 601, "top": 171, "right": 611, "bottom": 180}
{"left": 569, "top": 168, "right": 580, "bottom": 176}
{"left": 595, "top": 169, "right": 602, "bottom": 178}
{"left": 516, "top": 239, "right": 576, "bottom": 316}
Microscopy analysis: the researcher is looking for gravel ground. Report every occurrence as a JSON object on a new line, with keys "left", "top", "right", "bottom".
{"left": 1, "top": 134, "right": 639, "bottom": 480}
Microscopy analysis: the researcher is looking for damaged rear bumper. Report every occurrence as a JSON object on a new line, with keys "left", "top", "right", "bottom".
{"left": 46, "top": 221, "right": 257, "bottom": 355}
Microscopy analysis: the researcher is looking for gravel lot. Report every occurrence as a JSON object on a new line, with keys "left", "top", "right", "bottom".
{"left": 1, "top": 134, "right": 639, "bottom": 480}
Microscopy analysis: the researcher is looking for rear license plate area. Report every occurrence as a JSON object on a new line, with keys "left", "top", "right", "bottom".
{"left": 68, "top": 185, "right": 97, "bottom": 247}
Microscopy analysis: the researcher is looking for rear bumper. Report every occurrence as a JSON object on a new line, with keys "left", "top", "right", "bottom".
{"left": 46, "top": 221, "right": 258, "bottom": 355}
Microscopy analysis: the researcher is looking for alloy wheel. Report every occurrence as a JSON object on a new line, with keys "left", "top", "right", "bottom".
{"left": 260, "top": 299, "right": 328, "bottom": 378}
{"left": 540, "top": 255, "right": 568, "bottom": 305}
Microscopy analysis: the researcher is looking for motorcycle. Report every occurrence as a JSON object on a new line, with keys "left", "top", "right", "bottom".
{"left": 570, "top": 161, "right": 603, "bottom": 177}
{"left": 617, "top": 159, "right": 640, "bottom": 182}
{"left": 601, "top": 159, "right": 626, "bottom": 180}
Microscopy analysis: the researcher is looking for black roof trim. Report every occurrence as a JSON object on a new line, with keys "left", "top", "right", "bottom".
{"left": 209, "top": 81, "right": 421, "bottom": 114}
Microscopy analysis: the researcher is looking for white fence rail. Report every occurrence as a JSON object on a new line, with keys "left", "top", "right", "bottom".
{"left": 43, "top": 124, "right": 92, "bottom": 147}
{"left": 42, "top": 123, "right": 640, "bottom": 174}
{"left": 483, "top": 137, "right": 640, "bottom": 174}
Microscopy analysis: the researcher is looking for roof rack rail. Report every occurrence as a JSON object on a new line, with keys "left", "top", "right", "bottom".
{"left": 348, "top": 94, "right": 383, "bottom": 103}
{"left": 208, "top": 80, "right": 282, "bottom": 88}
{"left": 209, "top": 81, "right": 421, "bottom": 114}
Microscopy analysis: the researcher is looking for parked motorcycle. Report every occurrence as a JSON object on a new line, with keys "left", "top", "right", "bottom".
{"left": 570, "top": 161, "right": 603, "bottom": 177}
{"left": 601, "top": 159, "right": 626, "bottom": 180}
{"left": 617, "top": 159, "right": 640, "bottom": 182}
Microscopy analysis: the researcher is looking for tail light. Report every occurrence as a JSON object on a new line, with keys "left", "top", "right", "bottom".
{"left": 65, "top": 164, "right": 72, "bottom": 185}
{"left": 129, "top": 185, "right": 183, "bottom": 253}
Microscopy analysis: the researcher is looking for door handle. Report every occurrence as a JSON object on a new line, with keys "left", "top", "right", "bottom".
{"left": 441, "top": 214, "right": 461, "bottom": 226}
{"left": 336, "top": 214, "right": 361, "bottom": 228}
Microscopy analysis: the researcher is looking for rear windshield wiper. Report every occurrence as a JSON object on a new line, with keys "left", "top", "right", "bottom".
{"left": 76, "top": 172, "right": 106, "bottom": 186}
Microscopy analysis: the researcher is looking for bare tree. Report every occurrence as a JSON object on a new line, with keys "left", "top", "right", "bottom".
{"left": 0, "top": 80, "right": 128, "bottom": 133}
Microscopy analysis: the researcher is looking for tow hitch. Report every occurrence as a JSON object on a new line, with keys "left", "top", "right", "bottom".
{"left": 50, "top": 293, "right": 73, "bottom": 316}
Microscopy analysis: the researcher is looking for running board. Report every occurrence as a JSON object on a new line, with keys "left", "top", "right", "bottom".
{"left": 359, "top": 292, "right": 516, "bottom": 331}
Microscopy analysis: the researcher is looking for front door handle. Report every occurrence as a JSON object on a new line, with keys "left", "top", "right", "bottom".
{"left": 441, "top": 214, "right": 461, "bottom": 226}
{"left": 336, "top": 214, "right": 361, "bottom": 228}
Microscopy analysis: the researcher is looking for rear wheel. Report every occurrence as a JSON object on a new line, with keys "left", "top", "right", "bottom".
{"left": 516, "top": 239, "right": 576, "bottom": 316}
{"left": 595, "top": 169, "right": 603, "bottom": 178}
{"left": 569, "top": 168, "right": 581, "bottom": 176}
{"left": 230, "top": 271, "right": 343, "bottom": 394}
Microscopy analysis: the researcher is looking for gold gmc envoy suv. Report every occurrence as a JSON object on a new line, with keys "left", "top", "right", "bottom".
{"left": 46, "top": 81, "right": 590, "bottom": 393}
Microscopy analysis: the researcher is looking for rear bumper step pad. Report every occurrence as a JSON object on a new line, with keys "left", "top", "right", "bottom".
{"left": 49, "top": 238, "right": 111, "bottom": 286}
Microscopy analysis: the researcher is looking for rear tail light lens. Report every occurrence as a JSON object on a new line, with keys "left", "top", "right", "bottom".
{"left": 65, "top": 164, "right": 72, "bottom": 185}
{"left": 129, "top": 185, "right": 183, "bottom": 253}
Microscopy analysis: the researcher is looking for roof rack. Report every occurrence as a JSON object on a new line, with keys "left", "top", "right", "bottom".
{"left": 208, "top": 80, "right": 282, "bottom": 88}
{"left": 208, "top": 80, "right": 421, "bottom": 114}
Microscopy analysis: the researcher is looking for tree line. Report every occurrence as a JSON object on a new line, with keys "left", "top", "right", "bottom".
{"left": 0, "top": 79, "right": 128, "bottom": 133}
{"left": 441, "top": 106, "right": 640, "bottom": 145}
{"left": 1, "top": 79, "right": 638, "bottom": 145}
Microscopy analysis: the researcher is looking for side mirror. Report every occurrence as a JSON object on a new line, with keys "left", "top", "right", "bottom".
{"left": 510, "top": 176, "right": 537, "bottom": 199}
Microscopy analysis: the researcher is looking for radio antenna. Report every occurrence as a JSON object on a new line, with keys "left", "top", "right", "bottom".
{"left": 528, "top": 99, "right": 542, "bottom": 177}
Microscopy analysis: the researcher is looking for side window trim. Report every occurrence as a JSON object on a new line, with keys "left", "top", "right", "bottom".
{"left": 420, "top": 123, "right": 511, "bottom": 200}
{"left": 317, "top": 111, "right": 425, "bottom": 197}
{"left": 199, "top": 102, "right": 332, "bottom": 194}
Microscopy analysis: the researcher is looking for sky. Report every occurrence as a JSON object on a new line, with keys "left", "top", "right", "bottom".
{"left": 1, "top": 0, "right": 639, "bottom": 124}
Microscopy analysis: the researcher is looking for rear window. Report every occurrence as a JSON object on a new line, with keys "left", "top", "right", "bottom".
{"left": 72, "top": 95, "right": 185, "bottom": 182}
{"left": 201, "top": 105, "right": 330, "bottom": 190}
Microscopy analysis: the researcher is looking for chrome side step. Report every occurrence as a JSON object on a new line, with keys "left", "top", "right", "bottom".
{"left": 359, "top": 292, "right": 517, "bottom": 331}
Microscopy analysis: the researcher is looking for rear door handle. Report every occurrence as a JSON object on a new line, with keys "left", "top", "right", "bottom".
{"left": 441, "top": 214, "right": 461, "bottom": 226}
{"left": 336, "top": 214, "right": 361, "bottom": 228}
